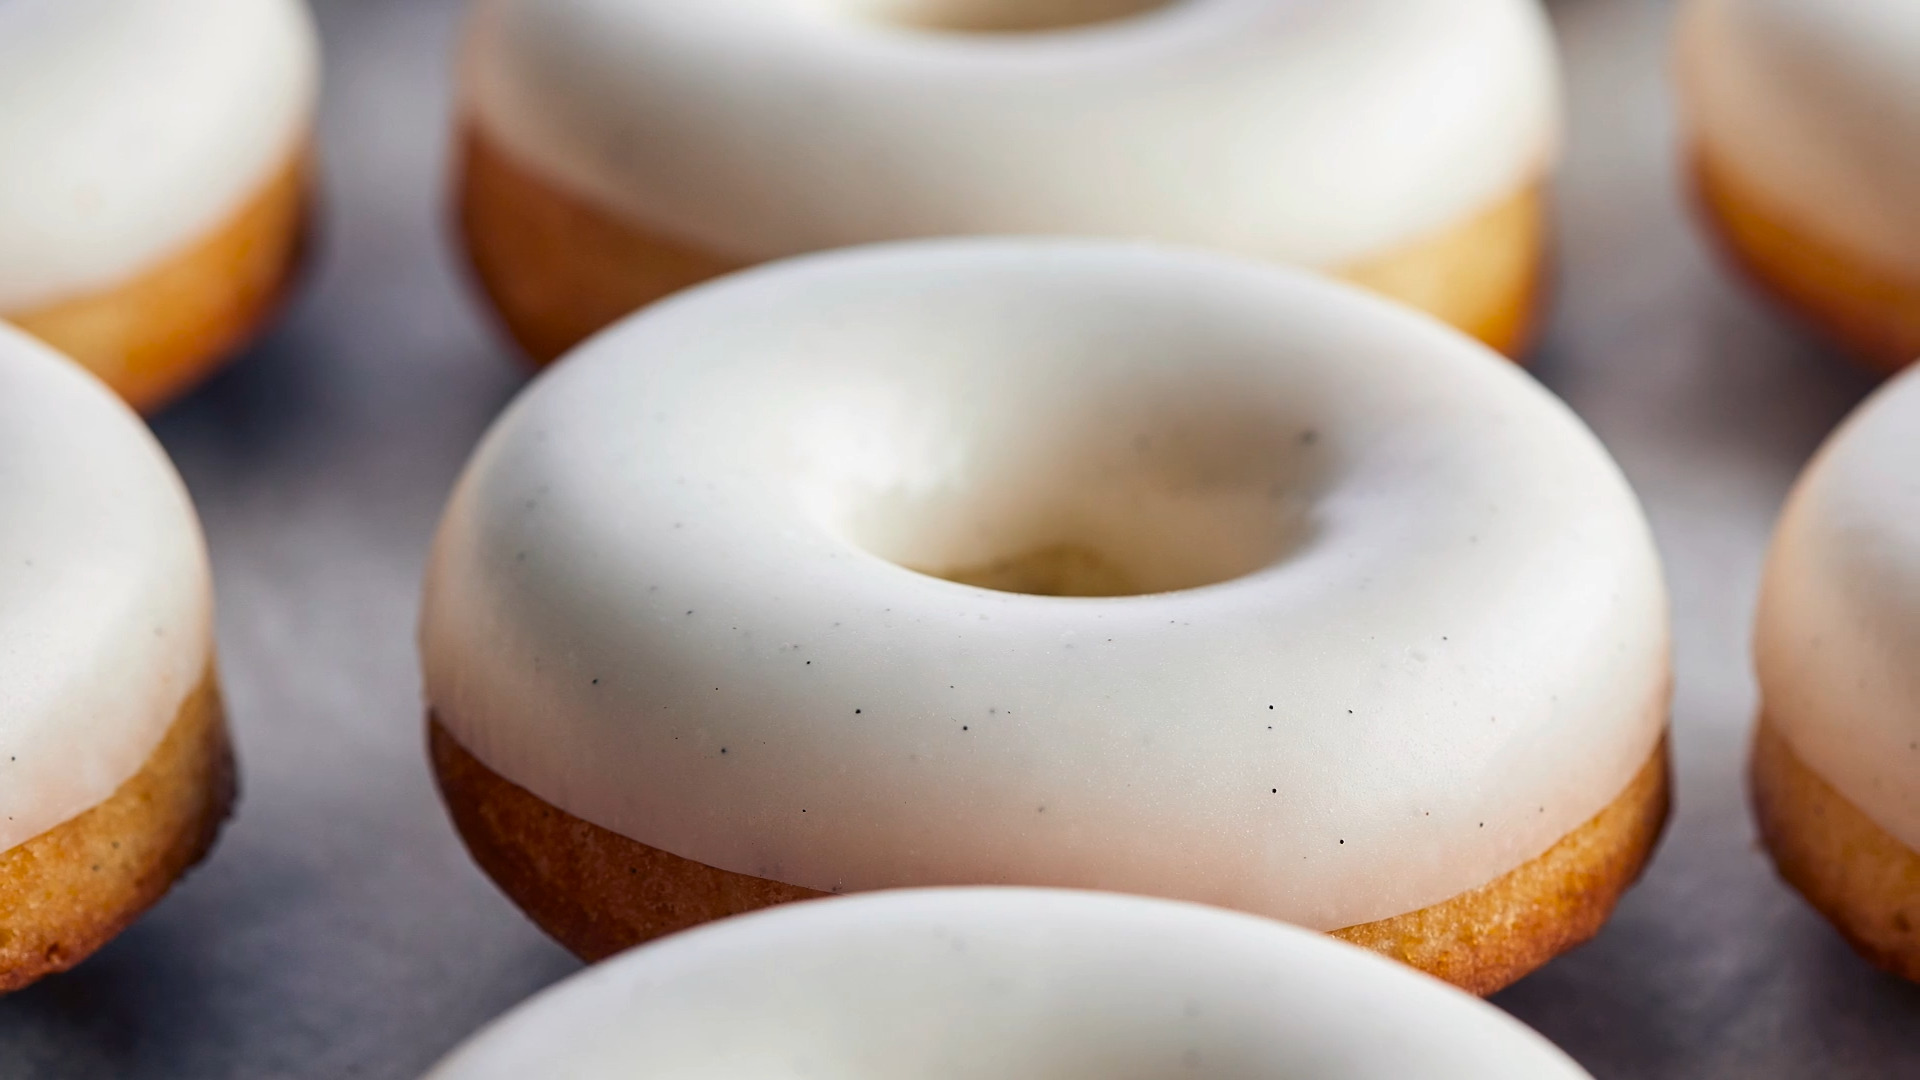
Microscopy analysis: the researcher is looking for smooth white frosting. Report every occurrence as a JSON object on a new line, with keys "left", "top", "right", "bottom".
{"left": 1757, "top": 365, "right": 1920, "bottom": 853}
{"left": 462, "top": 0, "right": 1559, "bottom": 269}
{"left": 1680, "top": 0, "right": 1920, "bottom": 279}
{"left": 0, "top": 324, "right": 215, "bottom": 854}
{"left": 424, "top": 888, "right": 1594, "bottom": 1080}
{"left": 421, "top": 241, "right": 1669, "bottom": 930}
{"left": 0, "top": 0, "right": 320, "bottom": 312}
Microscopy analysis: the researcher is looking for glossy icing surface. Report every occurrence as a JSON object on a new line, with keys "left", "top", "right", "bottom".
{"left": 0, "top": 325, "right": 215, "bottom": 853}
{"left": 1757, "top": 366, "right": 1920, "bottom": 852}
{"left": 425, "top": 888, "right": 1594, "bottom": 1080}
{"left": 462, "top": 0, "right": 1558, "bottom": 268}
{"left": 1680, "top": 0, "right": 1920, "bottom": 278}
{"left": 0, "top": 0, "right": 320, "bottom": 311}
{"left": 420, "top": 241, "right": 1669, "bottom": 930}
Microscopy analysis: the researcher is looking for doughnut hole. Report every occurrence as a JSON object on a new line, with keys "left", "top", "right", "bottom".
{"left": 795, "top": 383, "right": 1325, "bottom": 598}
{"left": 828, "top": 0, "right": 1175, "bottom": 34}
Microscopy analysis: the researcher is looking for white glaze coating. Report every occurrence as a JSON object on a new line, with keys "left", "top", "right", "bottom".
{"left": 424, "top": 888, "right": 1594, "bottom": 1080}
{"left": 0, "top": 0, "right": 320, "bottom": 312}
{"left": 0, "top": 324, "right": 215, "bottom": 854}
{"left": 462, "top": 0, "right": 1559, "bottom": 269}
{"left": 421, "top": 241, "right": 1669, "bottom": 930}
{"left": 1757, "top": 366, "right": 1920, "bottom": 853}
{"left": 1680, "top": 0, "right": 1920, "bottom": 279}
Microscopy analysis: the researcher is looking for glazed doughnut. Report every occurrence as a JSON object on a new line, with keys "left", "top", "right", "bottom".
{"left": 0, "top": 324, "right": 232, "bottom": 993}
{"left": 424, "top": 889, "right": 1594, "bottom": 1079}
{"left": 421, "top": 241, "right": 1670, "bottom": 994}
{"left": 455, "top": 0, "right": 1560, "bottom": 363}
{"left": 1679, "top": 0, "right": 1920, "bottom": 372}
{"left": 1753, "top": 364, "right": 1920, "bottom": 980}
{"left": 0, "top": 0, "right": 321, "bottom": 413}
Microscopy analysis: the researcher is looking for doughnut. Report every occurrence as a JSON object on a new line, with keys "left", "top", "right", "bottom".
{"left": 0, "top": 0, "right": 321, "bottom": 414}
{"left": 0, "top": 324, "right": 232, "bottom": 993}
{"left": 454, "top": 0, "right": 1561, "bottom": 364}
{"left": 423, "top": 889, "right": 1594, "bottom": 1079}
{"left": 1753, "top": 364, "right": 1920, "bottom": 980}
{"left": 421, "top": 241, "right": 1671, "bottom": 995}
{"left": 1678, "top": 0, "right": 1920, "bottom": 372}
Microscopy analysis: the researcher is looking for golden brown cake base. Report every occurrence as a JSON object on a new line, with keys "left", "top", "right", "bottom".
{"left": 1751, "top": 719, "right": 1920, "bottom": 981}
{"left": 0, "top": 674, "right": 234, "bottom": 993}
{"left": 1330, "top": 737, "right": 1668, "bottom": 995}
{"left": 456, "top": 128, "right": 1548, "bottom": 366}
{"left": 1339, "top": 179, "right": 1548, "bottom": 362}
{"left": 432, "top": 715, "right": 1666, "bottom": 994}
{"left": 1692, "top": 148, "right": 1920, "bottom": 375}
{"left": 5, "top": 149, "right": 313, "bottom": 415}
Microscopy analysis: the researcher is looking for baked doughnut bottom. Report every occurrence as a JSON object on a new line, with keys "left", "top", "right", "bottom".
{"left": 1751, "top": 719, "right": 1920, "bottom": 981}
{"left": 1691, "top": 148, "right": 1920, "bottom": 375}
{"left": 4, "top": 149, "right": 314, "bottom": 415}
{"left": 455, "top": 128, "right": 1549, "bottom": 366}
{"left": 431, "top": 716, "right": 1667, "bottom": 995}
{"left": 0, "top": 675, "right": 235, "bottom": 993}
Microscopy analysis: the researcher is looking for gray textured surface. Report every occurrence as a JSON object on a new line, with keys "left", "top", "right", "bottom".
{"left": 2, "top": 0, "right": 1916, "bottom": 1076}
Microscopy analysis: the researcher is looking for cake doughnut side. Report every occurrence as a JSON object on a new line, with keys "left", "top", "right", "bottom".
{"left": 457, "top": 134, "right": 1550, "bottom": 367}
{"left": 1751, "top": 722, "right": 1920, "bottom": 980}
{"left": 455, "top": 0, "right": 1559, "bottom": 362}
{"left": 422, "top": 241, "right": 1670, "bottom": 993}
{"left": 1753, "top": 365, "right": 1920, "bottom": 980}
{"left": 423, "top": 889, "right": 1595, "bottom": 1080}
{"left": 432, "top": 717, "right": 1667, "bottom": 995}
{"left": 1679, "top": 0, "right": 1920, "bottom": 372}
{"left": 0, "top": 326, "right": 232, "bottom": 992}
{"left": 0, "top": 0, "right": 321, "bottom": 413}
{"left": 0, "top": 677, "right": 233, "bottom": 993}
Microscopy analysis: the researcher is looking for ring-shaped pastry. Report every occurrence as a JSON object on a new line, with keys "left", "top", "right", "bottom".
{"left": 0, "top": 324, "right": 231, "bottom": 992}
{"left": 0, "top": 0, "right": 320, "bottom": 412}
{"left": 1754, "top": 363, "right": 1920, "bottom": 980}
{"left": 424, "top": 889, "right": 1594, "bottom": 1079}
{"left": 1680, "top": 0, "right": 1920, "bottom": 371}
{"left": 456, "top": 0, "right": 1560, "bottom": 361}
{"left": 422, "top": 241, "right": 1670, "bottom": 994}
